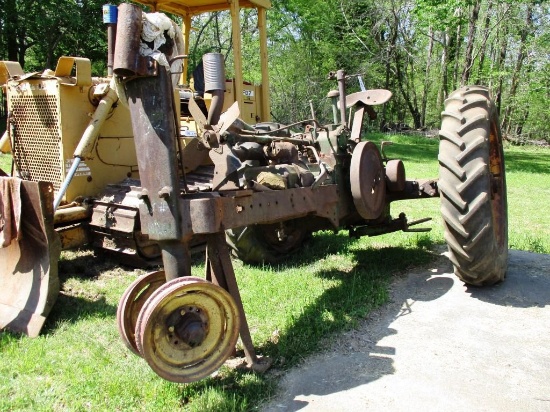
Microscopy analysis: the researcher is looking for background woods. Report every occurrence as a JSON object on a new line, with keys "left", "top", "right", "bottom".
{"left": 0, "top": 0, "right": 548, "bottom": 143}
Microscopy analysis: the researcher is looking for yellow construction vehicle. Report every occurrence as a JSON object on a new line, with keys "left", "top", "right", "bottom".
{"left": 0, "top": 0, "right": 271, "bottom": 337}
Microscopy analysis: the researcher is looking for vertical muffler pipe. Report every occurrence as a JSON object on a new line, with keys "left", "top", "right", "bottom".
{"left": 113, "top": 3, "right": 143, "bottom": 77}
{"left": 203, "top": 53, "right": 225, "bottom": 126}
{"left": 327, "top": 90, "right": 340, "bottom": 125}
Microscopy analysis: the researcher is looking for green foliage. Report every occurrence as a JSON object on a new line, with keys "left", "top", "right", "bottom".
{"left": 0, "top": 153, "right": 11, "bottom": 173}
{"left": 0, "top": 0, "right": 125, "bottom": 75}
{"left": 413, "top": 0, "right": 473, "bottom": 29}
{"left": 1, "top": 0, "right": 549, "bottom": 137}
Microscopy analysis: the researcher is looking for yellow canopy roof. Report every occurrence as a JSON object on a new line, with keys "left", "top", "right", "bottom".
{"left": 134, "top": 0, "right": 271, "bottom": 16}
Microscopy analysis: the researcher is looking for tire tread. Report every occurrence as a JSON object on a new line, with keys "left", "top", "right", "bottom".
{"left": 438, "top": 86, "right": 508, "bottom": 286}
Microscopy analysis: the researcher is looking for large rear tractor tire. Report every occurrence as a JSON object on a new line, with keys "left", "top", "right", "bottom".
{"left": 438, "top": 86, "right": 508, "bottom": 286}
{"left": 226, "top": 219, "right": 310, "bottom": 265}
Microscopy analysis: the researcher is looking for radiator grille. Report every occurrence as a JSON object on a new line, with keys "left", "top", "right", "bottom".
{"left": 9, "top": 93, "right": 64, "bottom": 191}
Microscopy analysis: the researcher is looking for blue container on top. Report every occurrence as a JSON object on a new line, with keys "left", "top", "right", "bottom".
{"left": 103, "top": 4, "right": 118, "bottom": 24}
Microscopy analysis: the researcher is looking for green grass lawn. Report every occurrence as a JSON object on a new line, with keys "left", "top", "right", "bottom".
{"left": 0, "top": 135, "right": 549, "bottom": 411}
{"left": 0, "top": 152, "right": 11, "bottom": 173}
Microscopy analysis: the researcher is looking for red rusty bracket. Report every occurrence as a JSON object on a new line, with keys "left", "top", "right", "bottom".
{"left": 205, "top": 233, "right": 272, "bottom": 372}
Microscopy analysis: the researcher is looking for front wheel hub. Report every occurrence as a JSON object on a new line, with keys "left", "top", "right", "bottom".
{"left": 135, "top": 277, "right": 241, "bottom": 383}
{"left": 168, "top": 306, "right": 208, "bottom": 348}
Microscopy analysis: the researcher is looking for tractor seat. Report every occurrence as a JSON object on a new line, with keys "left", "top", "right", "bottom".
{"left": 341, "top": 89, "right": 392, "bottom": 109}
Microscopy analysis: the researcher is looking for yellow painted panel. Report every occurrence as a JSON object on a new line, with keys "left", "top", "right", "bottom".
{"left": 57, "top": 83, "right": 137, "bottom": 201}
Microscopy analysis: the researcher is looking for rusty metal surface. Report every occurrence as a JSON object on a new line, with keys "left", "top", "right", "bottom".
{"left": 173, "top": 185, "right": 340, "bottom": 239}
{"left": 117, "top": 270, "right": 166, "bottom": 356}
{"left": 206, "top": 233, "right": 272, "bottom": 371}
{"left": 385, "top": 159, "right": 406, "bottom": 192}
{"left": 87, "top": 170, "right": 215, "bottom": 267}
{"left": 343, "top": 89, "right": 393, "bottom": 108}
{"left": 89, "top": 194, "right": 152, "bottom": 265}
{"left": 90, "top": 203, "right": 138, "bottom": 234}
{"left": 126, "top": 65, "right": 192, "bottom": 280}
{"left": 126, "top": 69, "right": 182, "bottom": 242}
{"left": 350, "top": 141, "right": 386, "bottom": 220}
{"left": 135, "top": 276, "right": 240, "bottom": 383}
{"left": 0, "top": 180, "right": 61, "bottom": 337}
{"left": 209, "top": 145, "right": 241, "bottom": 190}
{"left": 350, "top": 106, "right": 365, "bottom": 142}
{"left": 113, "top": 4, "right": 157, "bottom": 78}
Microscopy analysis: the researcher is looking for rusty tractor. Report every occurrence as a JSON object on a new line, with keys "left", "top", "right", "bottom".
{"left": 113, "top": 4, "right": 508, "bottom": 382}
{"left": 0, "top": 0, "right": 508, "bottom": 383}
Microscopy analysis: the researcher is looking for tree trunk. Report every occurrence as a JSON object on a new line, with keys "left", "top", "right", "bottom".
{"left": 45, "top": 34, "right": 64, "bottom": 70}
{"left": 381, "top": 55, "right": 392, "bottom": 130}
{"left": 5, "top": 0, "right": 19, "bottom": 63}
{"left": 502, "top": 4, "right": 533, "bottom": 136}
{"left": 461, "top": 0, "right": 481, "bottom": 85}
{"left": 17, "top": 29, "right": 27, "bottom": 68}
{"left": 452, "top": 22, "right": 462, "bottom": 88}
{"left": 475, "top": 1, "right": 493, "bottom": 84}
{"left": 438, "top": 30, "right": 451, "bottom": 107}
{"left": 515, "top": 105, "right": 529, "bottom": 137}
{"left": 381, "top": 15, "right": 398, "bottom": 129}
{"left": 421, "top": 26, "right": 434, "bottom": 127}
{"left": 395, "top": 50, "right": 421, "bottom": 129}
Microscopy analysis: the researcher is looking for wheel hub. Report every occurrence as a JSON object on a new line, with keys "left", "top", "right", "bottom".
{"left": 135, "top": 277, "right": 241, "bottom": 383}
{"left": 167, "top": 306, "right": 208, "bottom": 348}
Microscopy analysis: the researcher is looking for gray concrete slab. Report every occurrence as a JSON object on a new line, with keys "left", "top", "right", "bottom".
{"left": 263, "top": 250, "right": 550, "bottom": 412}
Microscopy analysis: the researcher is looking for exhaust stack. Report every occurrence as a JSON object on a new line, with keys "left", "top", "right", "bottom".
{"left": 203, "top": 53, "right": 225, "bottom": 126}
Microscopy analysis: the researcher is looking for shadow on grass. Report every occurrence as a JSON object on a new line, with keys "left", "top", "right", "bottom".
{"left": 233, "top": 230, "right": 357, "bottom": 271}
{"left": 42, "top": 293, "right": 117, "bottom": 334}
{"left": 179, "top": 235, "right": 442, "bottom": 411}
{"left": 502, "top": 150, "right": 550, "bottom": 175}
{"left": 258, "top": 244, "right": 437, "bottom": 367}
{"left": 246, "top": 229, "right": 434, "bottom": 271}
{"left": 58, "top": 247, "right": 132, "bottom": 281}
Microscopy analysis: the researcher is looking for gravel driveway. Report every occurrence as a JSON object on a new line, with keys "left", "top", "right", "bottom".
{"left": 263, "top": 249, "right": 550, "bottom": 412}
